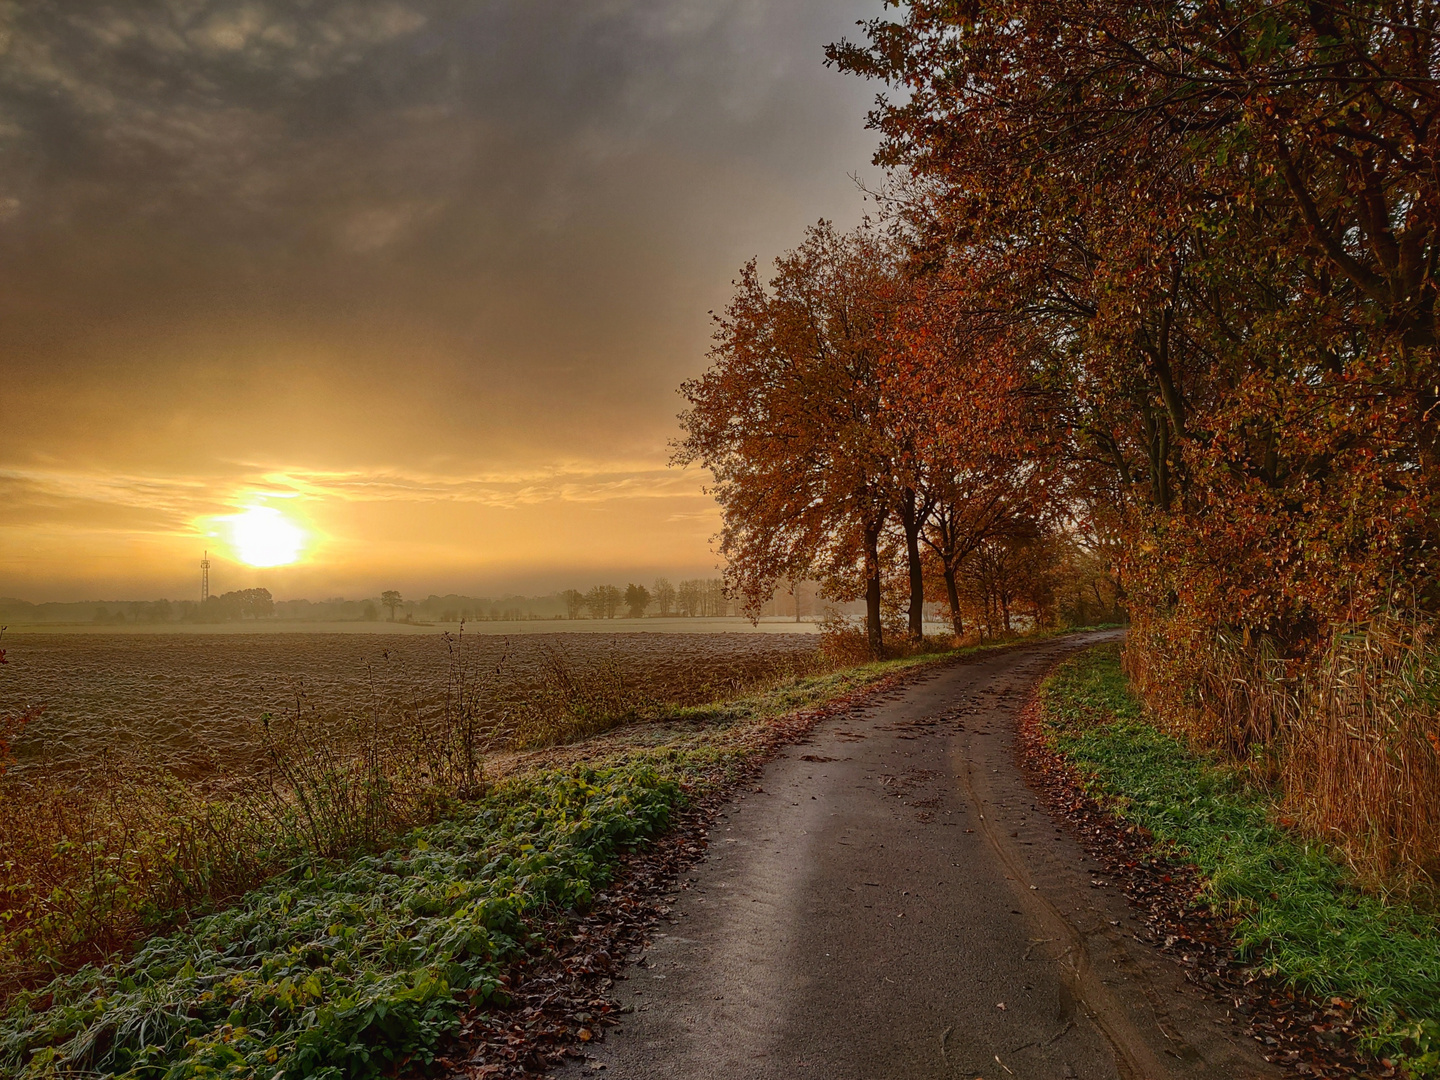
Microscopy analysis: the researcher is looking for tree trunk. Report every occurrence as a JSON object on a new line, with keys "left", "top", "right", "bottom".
{"left": 864, "top": 518, "right": 884, "bottom": 658}
{"left": 899, "top": 489, "right": 925, "bottom": 641}
{"left": 943, "top": 563, "right": 963, "bottom": 637}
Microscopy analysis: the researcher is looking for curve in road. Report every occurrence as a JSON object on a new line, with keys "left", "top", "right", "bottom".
{"left": 563, "top": 632, "right": 1279, "bottom": 1080}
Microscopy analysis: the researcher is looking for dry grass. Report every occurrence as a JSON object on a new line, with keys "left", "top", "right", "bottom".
{"left": 1126, "top": 614, "right": 1440, "bottom": 894}
{"left": 813, "top": 613, "right": 975, "bottom": 665}
{"left": 0, "top": 632, "right": 501, "bottom": 998}
{"left": 0, "top": 631, "right": 829, "bottom": 1000}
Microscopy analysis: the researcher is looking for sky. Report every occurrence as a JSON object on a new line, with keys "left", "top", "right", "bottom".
{"left": 0, "top": 0, "right": 886, "bottom": 602}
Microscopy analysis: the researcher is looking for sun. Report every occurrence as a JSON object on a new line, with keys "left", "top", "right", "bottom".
{"left": 227, "top": 505, "right": 307, "bottom": 567}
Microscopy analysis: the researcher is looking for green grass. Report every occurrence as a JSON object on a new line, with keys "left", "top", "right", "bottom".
{"left": 2, "top": 762, "right": 696, "bottom": 1080}
{"left": 1041, "top": 644, "right": 1440, "bottom": 1074}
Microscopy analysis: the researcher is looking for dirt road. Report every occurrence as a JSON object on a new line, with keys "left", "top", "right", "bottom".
{"left": 561, "top": 632, "right": 1279, "bottom": 1080}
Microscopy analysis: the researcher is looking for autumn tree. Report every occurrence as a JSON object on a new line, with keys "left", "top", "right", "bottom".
{"left": 829, "top": 1, "right": 1440, "bottom": 735}
{"left": 676, "top": 222, "right": 903, "bottom": 656}
{"left": 884, "top": 261, "right": 1062, "bottom": 638}
{"left": 380, "top": 590, "right": 402, "bottom": 622}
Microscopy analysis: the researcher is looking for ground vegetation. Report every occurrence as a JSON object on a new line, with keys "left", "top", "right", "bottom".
{"left": 1037, "top": 644, "right": 1440, "bottom": 1075}
{"left": 0, "top": 632, "right": 986, "bottom": 1078}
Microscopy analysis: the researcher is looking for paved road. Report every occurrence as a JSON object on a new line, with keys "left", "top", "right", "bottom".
{"left": 561, "top": 632, "right": 1279, "bottom": 1080}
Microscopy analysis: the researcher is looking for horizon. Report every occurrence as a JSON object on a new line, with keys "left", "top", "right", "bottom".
{"left": 0, "top": 558, "right": 739, "bottom": 608}
{"left": 0, "top": 576, "right": 741, "bottom": 609}
{"left": 0, "top": 1, "right": 885, "bottom": 599}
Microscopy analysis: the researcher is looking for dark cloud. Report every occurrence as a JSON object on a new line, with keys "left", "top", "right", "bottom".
{"left": 0, "top": 0, "right": 885, "bottom": 597}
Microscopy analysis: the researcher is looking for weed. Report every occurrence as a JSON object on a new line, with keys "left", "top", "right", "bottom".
{"left": 0, "top": 631, "right": 499, "bottom": 998}
{"left": 0, "top": 762, "right": 685, "bottom": 1080}
{"left": 505, "top": 644, "right": 657, "bottom": 749}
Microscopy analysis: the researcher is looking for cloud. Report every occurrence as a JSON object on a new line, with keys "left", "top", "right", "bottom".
{"left": 0, "top": 0, "right": 883, "bottom": 596}
{"left": 0, "top": 459, "right": 711, "bottom": 529}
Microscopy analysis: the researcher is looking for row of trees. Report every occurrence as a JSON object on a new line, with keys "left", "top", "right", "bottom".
{"left": 199, "top": 588, "right": 274, "bottom": 622}
{"left": 819, "top": 1, "right": 1438, "bottom": 686}
{"left": 676, "top": 221, "right": 1088, "bottom": 653}
{"left": 75, "top": 595, "right": 278, "bottom": 625}
{"left": 557, "top": 579, "right": 735, "bottom": 619}
{"left": 680, "top": 1, "right": 1437, "bottom": 677}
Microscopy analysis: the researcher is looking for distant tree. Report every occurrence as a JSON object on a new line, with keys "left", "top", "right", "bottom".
{"left": 380, "top": 590, "right": 402, "bottom": 621}
{"left": 560, "top": 588, "right": 586, "bottom": 619}
{"left": 704, "top": 579, "right": 728, "bottom": 617}
{"left": 652, "top": 578, "right": 676, "bottom": 617}
{"left": 602, "top": 585, "right": 623, "bottom": 619}
{"left": 676, "top": 579, "right": 702, "bottom": 617}
{"left": 584, "top": 586, "right": 607, "bottom": 619}
{"left": 624, "top": 583, "right": 652, "bottom": 619}
{"left": 239, "top": 587, "right": 274, "bottom": 619}
{"left": 362, "top": 601, "right": 379, "bottom": 622}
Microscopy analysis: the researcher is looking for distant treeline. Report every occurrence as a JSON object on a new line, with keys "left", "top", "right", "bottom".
{"left": 406, "top": 580, "right": 812, "bottom": 622}
{"left": 0, "top": 589, "right": 277, "bottom": 625}
{"left": 553, "top": 579, "right": 733, "bottom": 620}
{"left": 0, "top": 582, "right": 823, "bottom": 627}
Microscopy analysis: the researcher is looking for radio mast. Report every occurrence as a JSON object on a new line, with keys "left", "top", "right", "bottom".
{"left": 201, "top": 550, "right": 211, "bottom": 604}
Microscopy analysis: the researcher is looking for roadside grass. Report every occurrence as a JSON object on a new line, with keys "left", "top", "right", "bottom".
{"left": 0, "top": 633, "right": 1009, "bottom": 1080}
{"left": 1, "top": 762, "right": 690, "bottom": 1080}
{"left": 1041, "top": 644, "right": 1440, "bottom": 1075}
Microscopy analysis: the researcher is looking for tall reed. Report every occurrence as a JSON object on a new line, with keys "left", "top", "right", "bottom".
{"left": 1126, "top": 614, "right": 1440, "bottom": 893}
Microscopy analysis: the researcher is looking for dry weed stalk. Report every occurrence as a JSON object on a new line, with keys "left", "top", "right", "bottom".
{"left": 0, "top": 628, "right": 497, "bottom": 999}
{"left": 1126, "top": 614, "right": 1440, "bottom": 893}
{"left": 1290, "top": 620, "right": 1440, "bottom": 889}
{"left": 505, "top": 643, "right": 654, "bottom": 749}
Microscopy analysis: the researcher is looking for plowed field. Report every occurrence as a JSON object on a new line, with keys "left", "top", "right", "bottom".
{"left": 0, "top": 632, "right": 820, "bottom": 777}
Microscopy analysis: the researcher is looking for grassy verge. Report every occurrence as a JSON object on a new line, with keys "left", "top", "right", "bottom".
{"left": 0, "top": 642, "right": 965, "bottom": 1080}
{"left": 1040, "top": 644, "right": 1440, "bottom": 1075}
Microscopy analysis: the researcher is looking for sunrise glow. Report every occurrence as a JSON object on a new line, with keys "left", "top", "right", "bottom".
{"left": 225, "top": 505, "right": 308, "bottom": 568}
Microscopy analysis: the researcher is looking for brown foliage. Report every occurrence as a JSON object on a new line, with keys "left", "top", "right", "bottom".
{"left": 823, "top": 1, "right": 1440, "bottom": 884}
{"left": 675, "top": 221, "right": 903, "bottom": 655}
